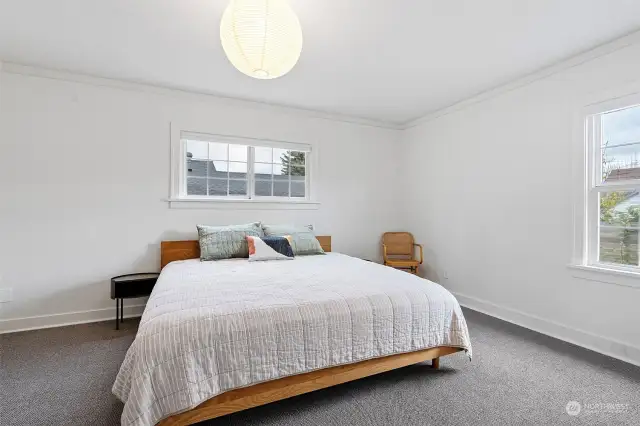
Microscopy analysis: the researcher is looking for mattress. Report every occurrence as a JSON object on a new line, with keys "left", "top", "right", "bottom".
{"left": 113, "top": 253, "right": 472, "bottom": 426}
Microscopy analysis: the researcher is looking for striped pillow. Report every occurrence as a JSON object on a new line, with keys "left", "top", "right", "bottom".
{"left": 197, "top": 223, "right": 264, "bottom": 261}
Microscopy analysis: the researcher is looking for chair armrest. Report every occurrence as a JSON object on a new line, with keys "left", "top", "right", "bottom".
{"left": 413, "top": 243, "right": 424, "bottom": 264}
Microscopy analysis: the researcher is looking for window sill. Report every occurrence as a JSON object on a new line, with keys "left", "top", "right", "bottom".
{"left": 568, "top": 264, "right": 640, "bottom": 289}
{"left": 167, "top": 198, "right": 320, "bottom": 210}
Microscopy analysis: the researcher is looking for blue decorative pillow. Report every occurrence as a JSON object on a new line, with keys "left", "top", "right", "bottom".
{"left": 261, "top": 236, "right": 295, "bottom": 258}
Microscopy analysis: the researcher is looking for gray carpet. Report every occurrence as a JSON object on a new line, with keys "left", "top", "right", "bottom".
{"left": 1, "top": 309, "right": 639, "bottom": 426}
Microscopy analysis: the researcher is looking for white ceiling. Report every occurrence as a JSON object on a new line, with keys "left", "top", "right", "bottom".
{"left": 1, "top": 0, "right": 640, "bottom": 125}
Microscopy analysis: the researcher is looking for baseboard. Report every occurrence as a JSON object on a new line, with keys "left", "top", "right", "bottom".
{"left": 0, "top": 304, "right": 146, "bottom": 334}
{"left": 453, "top": 292, "right": 640, "bottom": 367}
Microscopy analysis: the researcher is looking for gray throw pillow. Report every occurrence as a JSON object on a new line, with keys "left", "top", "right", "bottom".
{"left": 261, "top": 224, "right": 325, "bottom": 256}
{"left": 197, "top": 223, "right": 264, "bottom": 261}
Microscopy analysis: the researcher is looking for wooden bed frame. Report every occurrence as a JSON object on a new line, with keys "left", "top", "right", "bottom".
{"left": 157, "top": 236, "right": 463, "bottom": 426}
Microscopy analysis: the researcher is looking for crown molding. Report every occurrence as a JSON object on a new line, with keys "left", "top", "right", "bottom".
{"left": 402, "top": 29, "right": 640, "bottom": 130}
{"left": 1, "top": 62, "right": 403, "bottom": 131}
{"left": 6, "top": 27, "right": 640, "bottom": 133}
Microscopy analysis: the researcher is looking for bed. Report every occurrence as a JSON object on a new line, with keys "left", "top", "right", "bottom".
{"left": 113, "top": 236, "right": 472, "bottom": 426}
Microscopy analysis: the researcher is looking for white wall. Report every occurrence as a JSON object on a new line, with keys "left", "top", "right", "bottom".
{"left": 402, "top": 35, "right": 640, "bottom": 365}
{"left": 2, "top": 35, "right": 639, "bottom": 367}
{"left": 0, "top": 68, "right": 401, "bottom": 331}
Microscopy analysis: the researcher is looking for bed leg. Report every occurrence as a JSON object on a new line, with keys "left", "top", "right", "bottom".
{"left": 431, "top": 357, "right": 439, "bottom": 369}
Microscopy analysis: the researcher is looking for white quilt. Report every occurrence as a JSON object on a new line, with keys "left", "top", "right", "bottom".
{"left": 113, "top": 253, "right": 472, "bottom": 426}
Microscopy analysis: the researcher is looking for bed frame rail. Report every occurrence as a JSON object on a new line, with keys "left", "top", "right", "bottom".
{"left": 158, "top": 346, "right": 461, "bottom": 425}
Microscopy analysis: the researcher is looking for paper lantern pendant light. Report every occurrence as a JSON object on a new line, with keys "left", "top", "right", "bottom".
{"left": 220, "top": 0, "right": 303, "bottom": 79}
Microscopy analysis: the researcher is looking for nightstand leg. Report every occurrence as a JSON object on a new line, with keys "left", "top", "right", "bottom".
{"left": 116, "top": 299, "right": 119, "bottom": 330}
{"left": 120, "top": 298, "right": 124, "bottom": 323}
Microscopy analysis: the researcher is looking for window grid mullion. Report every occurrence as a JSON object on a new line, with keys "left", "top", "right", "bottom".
{"left": 206, "top": 142, "right": 210, "bottom": 196}
{"left": 226, "top": 144, "right": 230, "bottom": 196}
{"left": 248, "top": 146, "right": 255, "bottom": 199}
{"left": 593, "top": 183, "right": 640, "bottom": 192}
{"left": 595, "top": 116, "right": 605, "bottom": 189}
{"left": 182, "top": 140, "right": 187, "bottom": 197}
{"left": 288, "top": 163, "right": 292, "bottom": 198}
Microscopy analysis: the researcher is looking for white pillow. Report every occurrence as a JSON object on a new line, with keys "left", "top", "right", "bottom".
{"left": 246, "top": 236, "right": 293, "bottom": 262}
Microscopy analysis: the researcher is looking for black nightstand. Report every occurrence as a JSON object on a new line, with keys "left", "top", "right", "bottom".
{"left": 110, "top": 273, "right": 159, "bottom": 330}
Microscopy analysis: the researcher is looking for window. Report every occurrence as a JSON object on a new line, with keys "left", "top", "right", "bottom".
{"left": 582, "top": 98, "right": 640, "bottom": 272}
{"left": 253, "top": 146, "right": 307, "bottom": 198}
{"left": 170, "top": 128, "right": 316, "bottom": 208}
{"left": 185, "top": 140, "right": 249, "bottom": 197}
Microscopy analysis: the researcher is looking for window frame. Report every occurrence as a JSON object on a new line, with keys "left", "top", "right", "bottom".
{"left": 169, "top": 124, "right": 319, "bottom": 210}
{"left": 572, "top": 89, "right": 640, "bottom": 283}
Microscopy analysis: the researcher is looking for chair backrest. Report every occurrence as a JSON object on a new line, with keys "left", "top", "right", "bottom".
{"left": 382, "top": 232, "right": 415, "bottom": 257}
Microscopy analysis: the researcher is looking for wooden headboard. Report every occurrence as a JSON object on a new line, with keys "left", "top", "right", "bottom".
{"left": 161, "top": 236, "right": 332, "bottom": 269}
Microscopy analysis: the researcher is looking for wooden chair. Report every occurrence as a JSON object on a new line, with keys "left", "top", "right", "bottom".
{"left": 382, "top": 232, "right": 423, "bottom": 275}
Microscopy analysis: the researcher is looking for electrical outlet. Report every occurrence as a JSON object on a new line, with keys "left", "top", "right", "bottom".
{"left": 0, "top": 287, "right": 13, "bottom": 303}
{"left": 443, "top": 271, "right": 449, "bottom": 280}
